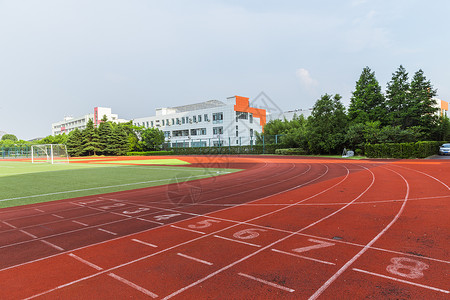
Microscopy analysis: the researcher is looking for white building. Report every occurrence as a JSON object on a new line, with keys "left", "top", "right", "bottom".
{"left": 434, "top": 98, "right": 449, "bottom": 117}
{"left": 52, "top": 107, "right": 128, "bottom": 135}
{"left": 267, "top": 108, "right": 313, "bottom": 122}
{"left": 133, "top": 96, "right": 267, "bottom": 147}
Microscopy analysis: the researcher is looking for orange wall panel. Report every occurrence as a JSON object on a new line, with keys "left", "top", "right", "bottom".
{"left": 233, "top": 96, "right": 267, "bottom": 129}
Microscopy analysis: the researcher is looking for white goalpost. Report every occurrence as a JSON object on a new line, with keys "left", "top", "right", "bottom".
{"left": 31, "top": 144, "right": 69, "bottom": 164}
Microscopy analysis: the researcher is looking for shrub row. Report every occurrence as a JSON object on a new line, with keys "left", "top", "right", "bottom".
{"left": 126, "top": 150, "right": 173, "bottom": 156}
{"left": 275, "top": 148, "right": 308, "bottom": 155}
{"left": 169, "top": 144, "right": 284, "bottom": 155}
{"left": 364, "top": 141, "right": 446, "bottom": 158}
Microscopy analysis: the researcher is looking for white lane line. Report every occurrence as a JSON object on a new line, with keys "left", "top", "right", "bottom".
{"left": 177, "top": 253, "right": 213, "bottom": 266}
{"left": 238, "top": 273, "right": 295, "bottom": 293}
{"left": 68, "top": 253, "right": 103, "bottom": 270}
{"left": 40, "top": 240, "right": 64, "bottom": 251}
{"left": 309, "top": 167, "right": 408, "bottom": 300}
{"left": 18, "top": 163, "right": 333, "bottom": 298}
{"left": 72, "top": 220, "right": 89, "bottom": 227}
{"left": 51, "top": 214, "right": 64, "bottom": 219}
{"left": 20, "top": 229, "right": 38, "bottom": 238}
{"left": 271, "top": 249, "right": 335, "bottom": 265}
{"left": 352, "top": 268, "right": 450, "bottom": 294}
{"left": 2, "top": 220, "right": 17, "bottom": 229}
{"left": 108, "top": 273, "right": 159, "bottom": 298}
{"left": 170, "top": 225, "right": 206, "bottom": 235}
{"left": 213, "top": 235, "right": 261, "bottom": 248}
{"left": 131, "top": 239, "right": 158, "bottom": 248}
{"left": 35, "top": 208, "right": 45, "bottom": 213}
{"left": 98, "top": 228, "right": 117, "bottom": 236}
{"left": 136, "top": 217, "right": 164, "bottom": 225}
{"left": 161, "top": 166, "right": 374, "bottom": 299}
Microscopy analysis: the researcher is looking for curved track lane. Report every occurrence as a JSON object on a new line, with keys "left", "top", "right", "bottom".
{"left": 0, "top": 156, "right": 448, "bottom": 299}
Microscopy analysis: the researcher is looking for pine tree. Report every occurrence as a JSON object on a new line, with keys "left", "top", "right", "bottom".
{"left": 116, "top": 124, "right": 129, "bottom": 156}
{"left": 97, "top": 115, "right": 113, "bottom": 155}
{"left": 66, "top": 129, "right": 83, "bottom": 157}
{"left": 82, "top": 119, "right": 101, "bottom": 156}
{"left": 348, "top": 66, "right": 386, "bottom": 125}
{"left": 408, "top": 69, "right": 438, "bottom": 137}
{"left": 385, "top": 65, "right": 410, "bottom": 128}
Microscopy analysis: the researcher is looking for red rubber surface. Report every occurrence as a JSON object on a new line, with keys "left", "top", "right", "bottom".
{"left": 0, "top": 156, "right": 448, "bottom": 299}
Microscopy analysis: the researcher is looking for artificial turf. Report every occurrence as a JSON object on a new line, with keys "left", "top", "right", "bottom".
{"left": 0, "top": 160, "right": 239, "bottom": 208}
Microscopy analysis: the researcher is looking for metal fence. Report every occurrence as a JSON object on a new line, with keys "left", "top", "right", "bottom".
{"left": 0, "top": 145, "right": 32, "bottom": 159}
{"left": 165, "top": 135, "right": 285, "bottom": 155}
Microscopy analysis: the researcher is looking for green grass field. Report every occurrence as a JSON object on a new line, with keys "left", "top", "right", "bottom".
{"left": 0, "top": 160, "right": 239, "bottom": 208}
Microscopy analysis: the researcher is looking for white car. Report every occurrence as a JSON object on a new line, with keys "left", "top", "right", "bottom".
{"left": 438, "top": 143, "right": 450, "bottom": 155}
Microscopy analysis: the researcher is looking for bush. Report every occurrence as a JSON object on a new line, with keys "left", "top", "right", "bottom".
{"left": 364, "top": 141, "right": 446, "bottom": 158}
{"left": 275, "top": 148, "right": 307, "bottom": 155}
{"left": 168, "top": 144, "right": 285, "bottom": 155}
{"left": 127, "top": 150, "right": 173, "bottom": 156}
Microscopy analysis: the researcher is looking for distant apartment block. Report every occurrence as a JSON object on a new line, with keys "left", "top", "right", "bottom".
{"left": 52, "top": 107, "right": 128, "bottom": 135}
{"left": 133, "top": 96, "right": 266, "bottom": 147}
{"left": 435, "top": 98, "right": 449, "bottom": 117}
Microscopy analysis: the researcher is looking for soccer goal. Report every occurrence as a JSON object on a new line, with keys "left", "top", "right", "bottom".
{"left": 31, "top": 144, "right": 69, "bottom": 164}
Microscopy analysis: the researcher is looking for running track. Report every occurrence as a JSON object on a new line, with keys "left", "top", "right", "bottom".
{"left": 0, "top": 155, "right": 448, "bottom": 299}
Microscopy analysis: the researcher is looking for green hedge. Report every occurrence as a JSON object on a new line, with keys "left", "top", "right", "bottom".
{"left": 169, "top": 144, "right": 284, "bottom": 155}
{"left": 364, "top": 141, "right": 447, "bottom": 158}
{"left": 275, "top": 148, "right": 308, "bottom": 155}
{"left": 127, "top": 150, "right": 174, "bottom": 156}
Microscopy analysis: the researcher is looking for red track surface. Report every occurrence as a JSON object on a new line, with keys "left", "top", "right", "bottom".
{"left": 0, "top": 155, "right": 449, "bottom": 299}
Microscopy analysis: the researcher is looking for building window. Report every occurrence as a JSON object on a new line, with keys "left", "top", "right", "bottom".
{"left": 182, "top": 117, "right": 186, "bottom": 124}
{"left": 164, "top": 131, "right": 170, "bottom": 138}
{"left": 146, "top": 121, "right": 149, "bottom": 128}
{"left": 204, "top": 114, "right": 209, "bottom": 122}
{"left": 172, "top": 118, "right": 175, "bottom": 125}
{"left": 200, "top": 128, "right": 206, "bottom": 135}
{"left": 249, "top": 113, "right": 253, "bottom": 123}
{"left": 198, "top": 115, "right": 202, "bottom": 122}
{"left": 193, "top": 116, "right": 197, "bottom": 123}
{"left": 162, "top": 119, "right": 165, "bottom": 126}
{"left": 213, "top": 126, "right": 223, "bottom": 135}
{"left": 236, "top": 130, "right": 239, "bottom": 137}
{"left": 212, "top": 112, "right": 223, "bottom": 124}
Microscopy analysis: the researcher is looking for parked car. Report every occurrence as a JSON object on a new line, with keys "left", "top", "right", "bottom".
{"left": 438, "top": 143, "right": 450, "bottom": 155}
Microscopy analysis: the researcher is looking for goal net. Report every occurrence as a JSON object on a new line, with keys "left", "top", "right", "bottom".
{"left": 31, "top": 144, "right": 69, "bottom": 164}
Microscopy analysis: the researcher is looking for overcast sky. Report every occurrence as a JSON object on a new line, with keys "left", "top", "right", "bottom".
{"left": 1, "top": 0, "right": 449, "bottom": 140}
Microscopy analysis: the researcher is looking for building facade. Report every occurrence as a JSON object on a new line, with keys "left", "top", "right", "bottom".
{"left": 133, "top": 96, "right": 266, "bottom": 147}
{"left": 52, "top": 107, "right": 128, "bottom": 135}
{"left": 435, "top": 98, "right": 449, "bottom": 117}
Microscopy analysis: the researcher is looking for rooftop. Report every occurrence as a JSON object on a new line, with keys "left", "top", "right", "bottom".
{"left": 167, "top": 100, "right": 226, "bottom": 113}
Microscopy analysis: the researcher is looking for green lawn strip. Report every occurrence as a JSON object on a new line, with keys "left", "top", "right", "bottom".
{"left": 93, "top": 159, "right": 191, "bottom": 165}
{"left": 0, "top": 161, "right": 118, "bottom": 177}
{"left": 0, "top": 165, "right": 240, "bottom": 208}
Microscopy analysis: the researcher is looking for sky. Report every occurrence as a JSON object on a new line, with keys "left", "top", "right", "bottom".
{"left": 1, "top": 0, "right": 449, "bottom": 140}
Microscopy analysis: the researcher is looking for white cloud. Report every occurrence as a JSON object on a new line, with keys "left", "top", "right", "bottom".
{"left": 295, "top": 68, "right": 319, "bottom": 91}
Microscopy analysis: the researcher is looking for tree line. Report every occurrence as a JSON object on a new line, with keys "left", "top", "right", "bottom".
{"left": 64, "top": 117, "right": 165, "bottom": 156}
{"left": 260, "top": 65, "right": 450, "bottom": 154}
{"left": 1, "top": 117, "right": 165, "bottom": 157}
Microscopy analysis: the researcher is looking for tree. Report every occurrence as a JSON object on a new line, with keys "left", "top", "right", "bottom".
{"left": 306, "top": 94, "right": 348, "bottom": 154}
{"left": 385, "top": 65, "right": 410, "bottom": 128}
{"left": 82, "top": 119, "right": 101, "bottom": 156}
{"left": 1, "top": 134, "right": 18, "bottom": 142}
{"left": 107, "top": 123, "right": 129, "bottom": 155}
{"left": 408, "top": 69, "right": 438, "bottom": 137}
{"left": 66, "top": 129, "right": 83, "bottom": 157}
{"left": 140, "top": 127, "right": 165, "bottom": 151}
{"left": 348, "top": 67, "right": 386, "bottom": 125}
{"left": 97, "top": 115, "right": 113, "bottom": 155}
